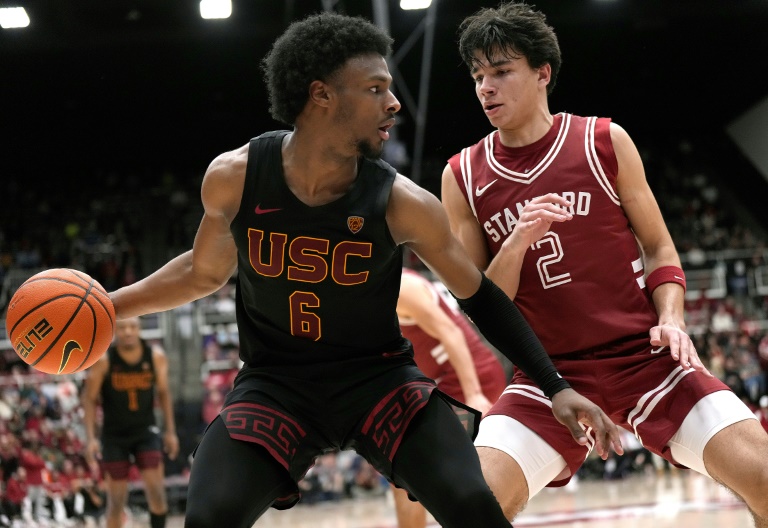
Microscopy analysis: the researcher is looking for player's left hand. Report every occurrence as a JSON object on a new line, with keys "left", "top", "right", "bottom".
{"left": 649, "top": 323, "right": 712, "bottom": 377}
{"left": 164, "top": 431, "right": 180, "bottom": 460}
{"left": 550, "top": 388, "right": 623, "bottom": 460}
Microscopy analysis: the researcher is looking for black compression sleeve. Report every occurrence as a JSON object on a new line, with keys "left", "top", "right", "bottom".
{"left": 455, "top": 274, "right": 570, "bottom": 399}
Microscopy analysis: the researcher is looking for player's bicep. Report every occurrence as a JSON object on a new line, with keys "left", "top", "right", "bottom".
{"left": 191, "top": 154, "right": 244, "bottom": 282}
{"left": 612, "top": 124, "right": 677, "bottom": 260}
{"left": 440, "top": 164, "right": 491, "bottom": 271}
{"left": 83, "top": 358, "right": 108, "bottom": 402}
{"left": 151, "top": 346, "right": 171, "bottom": 391}
{"left": 388, "top": 177, "right": 482, "bottom": 299}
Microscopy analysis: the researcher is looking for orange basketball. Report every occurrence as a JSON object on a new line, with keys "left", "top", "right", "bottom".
{"left": 5, "top": 268, "right": 115, "bottom": 375}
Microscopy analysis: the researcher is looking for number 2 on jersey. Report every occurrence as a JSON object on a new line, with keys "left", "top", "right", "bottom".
{"left": 534, "top": 232, "right": 572, "bottom": 289}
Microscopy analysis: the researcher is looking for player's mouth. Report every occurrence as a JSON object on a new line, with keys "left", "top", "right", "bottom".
{"left": 484, "top": 103, "right": 502, "bottom": 116}
{"left": 378, "top": 119, "right": 395, "bottom": 141}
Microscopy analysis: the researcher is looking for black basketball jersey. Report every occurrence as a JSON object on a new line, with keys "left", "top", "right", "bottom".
{"left": 230, "top": 131, "right": 408, "bottom": 367}
{"left": 100, "top": 341, "right": 156, "bottom": 436}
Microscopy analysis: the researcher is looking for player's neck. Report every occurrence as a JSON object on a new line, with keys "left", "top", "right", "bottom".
{"left": 281, "top": 130, "right": 359, "bottom": 207}
{"left": 496, "top": 109, "right": 553, "bottom": 148}
{"left": 116, "top": 343, "right": 142, "bottom": 361}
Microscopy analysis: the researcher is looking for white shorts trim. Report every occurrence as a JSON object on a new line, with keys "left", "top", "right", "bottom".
{"left": 474, "top": 415, "right": 567, "bottom": 500}
{"left": 668, "top": 390, "right": 757, "bottom": 476}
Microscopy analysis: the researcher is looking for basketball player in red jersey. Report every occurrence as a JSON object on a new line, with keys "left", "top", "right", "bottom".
{"left": 82, "top": 317, "right": 179, "bottom": 528}
{"left": 441, "top": 2, "right": 768, "bottom": 525}
{"left": 394, "top": 267, "right": 507, "bottom": 528}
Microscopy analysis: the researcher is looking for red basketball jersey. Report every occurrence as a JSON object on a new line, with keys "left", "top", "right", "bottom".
{"left": 448, "top": 113, "right": 658, "bottom": 356}
{"left": 399, "top": 269, "right": 500, "bottom": 381}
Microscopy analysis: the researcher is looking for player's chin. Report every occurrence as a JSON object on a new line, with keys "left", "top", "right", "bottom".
{"left": 357, "top": 138, "right": 384, "bottom": 159}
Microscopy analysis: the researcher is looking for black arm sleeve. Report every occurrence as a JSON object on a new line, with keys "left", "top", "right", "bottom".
{"left": 455, "top": 274, "right": 570, "bottom": 399}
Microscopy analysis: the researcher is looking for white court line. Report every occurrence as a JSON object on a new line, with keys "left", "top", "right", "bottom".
{"left": 512, "top": 497, "right": 747, "bottom": 526}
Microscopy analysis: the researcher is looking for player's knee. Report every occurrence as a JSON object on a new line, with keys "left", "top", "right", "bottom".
{"left": 184, "top": 504, "right": 223, "bottom": 528}
{"left": 184, "top": 490, "right": 245, "bottom": 528}
{"left": 500, "top": 489, "right": 528, "bottom": 519}
{"left": 743, "top": 463, "right": 768, "bottom": 517}
{"left": 143, "top": 485, "right": 168, "bottom": 512}
{"left": 434, "top": 477, "right": 507, "bottom": 524}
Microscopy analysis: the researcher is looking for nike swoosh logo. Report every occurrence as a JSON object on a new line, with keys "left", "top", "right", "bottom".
{"left": 60, "top": 340, "right": 82, "bottom": 374}
{"left": 650, "top": 346, "right": 666, "bottom": 354}
{"left": 475, "top": 179, "right": 498, "bottom": 197}
{"left": 255, "top": 204, "right": 282, "bottom": 214}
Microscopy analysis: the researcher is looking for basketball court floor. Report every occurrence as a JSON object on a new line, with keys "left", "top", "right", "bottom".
{"left": 163, "top": 469, "right": 752, "bottom": 527}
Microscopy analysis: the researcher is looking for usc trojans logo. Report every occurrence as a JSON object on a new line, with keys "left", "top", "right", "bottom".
{"left": 347, "top": 216, "right": 364, "bottom": 234}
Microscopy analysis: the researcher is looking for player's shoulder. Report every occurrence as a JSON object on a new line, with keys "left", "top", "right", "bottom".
{"left": 87, "top": 352, "right": 110, "bottom": 377}
{"left": 390, "top": 174, "right": 443, "bottom": 216}
{"left": 206, "top": 143, "right": 250, "bottom": 180}
{"left": 149, "top": 341, "right": 166, "bottom": 358}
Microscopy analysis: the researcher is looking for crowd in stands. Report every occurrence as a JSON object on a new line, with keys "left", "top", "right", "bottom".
{"left": 1, "top": 135, "right": 768, "bottom": 522}
{"left": 0, "top": 371, "right": 106, "bottom": 527}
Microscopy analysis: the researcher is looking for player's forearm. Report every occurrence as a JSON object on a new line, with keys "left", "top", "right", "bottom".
{"left": 158, "top": 390, "right": 177, "bottom": 434}
{"left": 456, "top": 274, "right": 569, "bottom": 399}
{"left": 651, "top": 282, "right": 687, "bottom": 328}
{"left": 442, "top": 329, "right": 483, "bottom": 399}
{"left": 644, "top": 251, "right": 686, "bottom": 327}
{"left": 110, "top": 251, "right": 227, "bottom": 319}
{"left": 485, "top": 241, "right": 526, "bottom": 300}
{"left": 81, "top": 400, "right": 97, "bottom": 441}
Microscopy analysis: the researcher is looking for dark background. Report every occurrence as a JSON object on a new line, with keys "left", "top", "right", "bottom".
{"left": 2, "top": 0, "right": 768, "bottom": 208}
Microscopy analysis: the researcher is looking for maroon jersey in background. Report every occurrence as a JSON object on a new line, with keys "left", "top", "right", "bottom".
{"left": 399, "top": 268, "right": 503, "bottom": 388}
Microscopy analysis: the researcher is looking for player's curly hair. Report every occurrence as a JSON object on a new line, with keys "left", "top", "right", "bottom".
{"left": 458, "top": 1, "right": 561, "bottom": 95}
{"left": 262, "top": 12, "right": 394, "bottom": 126}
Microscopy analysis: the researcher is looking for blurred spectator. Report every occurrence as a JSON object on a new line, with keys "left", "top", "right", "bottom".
{"left": 0, "top": 436, "right": 19, "bottom": 484}
{"left": 45, "top": 468, "right": 74, "bottom": 525}
{"left": 3, "top": 467, "right": 29, "bottom": 523}
{"left": 711, "top": 302, "right": 736, "bottom": 333}
{"left": 18, "top": 432, "right": 47, "bottom": 522}
{"left": 735, "top": 334, "right": 765, "bottom": 403}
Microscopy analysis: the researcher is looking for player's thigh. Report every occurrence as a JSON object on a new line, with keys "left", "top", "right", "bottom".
{"left": 185, "top": 417, "right": 295, "bottom": 528}
{"left": 704, "top": 417, "right": 768, "bottom": 496}
{"left": 668, "top": 390, "right": 759, "bottom": 477}
{"left": 475, "top": 414, "right": 567, "bottom": 502}
{"left": 388, "top": 395, "right": 510, "bottom": 527}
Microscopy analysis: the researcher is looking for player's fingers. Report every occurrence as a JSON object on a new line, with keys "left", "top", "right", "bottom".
{"left": 563, "top": 416, "right": 589, "bottom": 447}
{"left": 522, "top": 203, "right": 572, "bottom": 220}
{"left": 667, "top": 330, "right": 681, "bottom": 361}
{"left": 682, "top": 343, "right": 713, "bottom": 377}
{"left": 649, "top": 326, "right": 662, "bottom": 346}
{"left": 531, "top": 193, "right": 571, "bottom": 208}
{"left": 580, "top": 410, "right": 614, "bottom": 459}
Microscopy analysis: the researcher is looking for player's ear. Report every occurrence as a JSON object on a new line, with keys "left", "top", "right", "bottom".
{"left": 537, "top": 63, "right": 552, "bottom": 88}
{"left": 309, "top": 80, "right": 332, "bottom": 108}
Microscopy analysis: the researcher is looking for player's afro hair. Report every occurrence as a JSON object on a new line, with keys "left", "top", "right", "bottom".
{"left": 262, "top": 12, "right": 394, "bottom": 126}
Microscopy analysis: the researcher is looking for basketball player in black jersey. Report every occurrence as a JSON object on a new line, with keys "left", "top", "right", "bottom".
{"left": 82, "top": 317, "right": 179, "bottom": 528}
{"left": 106, "top": 12, "right": 622, "bottom": 528}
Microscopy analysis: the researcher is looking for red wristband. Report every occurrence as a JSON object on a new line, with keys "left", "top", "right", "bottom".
{"left": 646, "top": 266, "right": 686, "bottom": 295}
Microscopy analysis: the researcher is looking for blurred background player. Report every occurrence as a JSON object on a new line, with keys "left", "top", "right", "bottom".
{"left": 393, "top": 266, "right": 507, "bottom": 528}
{"left": 82, "top": 317, "right": 179, "bottom": 528}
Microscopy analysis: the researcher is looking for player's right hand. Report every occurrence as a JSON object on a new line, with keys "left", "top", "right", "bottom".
{"left": 550, "top": 388, "right": 624, "bottom": 460}
{"left": 84, "top": 438, "right": 101, "bottom": 468}
{"left": 502, "top": 193, "right": 573, "bottom": 251}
